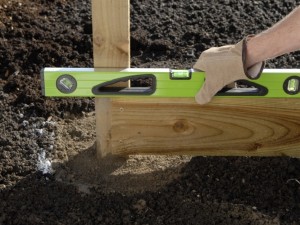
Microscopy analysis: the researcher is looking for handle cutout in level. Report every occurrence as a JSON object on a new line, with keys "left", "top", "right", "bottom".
{"left": 92, "top": 74, "right": 156, "bottom": 95}
{"left": 216, "top": 80, "right": 268, "bottom": 96}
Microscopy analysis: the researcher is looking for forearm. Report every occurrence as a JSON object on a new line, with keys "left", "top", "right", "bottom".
{"left": 246, "top": 6, "right": 300, "bottom": 68}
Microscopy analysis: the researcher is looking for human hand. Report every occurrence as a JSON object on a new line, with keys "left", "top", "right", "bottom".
{"left": 193, "top": 38, "right": 264, "bottom": 104}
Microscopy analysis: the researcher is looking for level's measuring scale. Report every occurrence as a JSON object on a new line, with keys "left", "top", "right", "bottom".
{"left": 41, "top": 68, "right": 300, "bottom": 98}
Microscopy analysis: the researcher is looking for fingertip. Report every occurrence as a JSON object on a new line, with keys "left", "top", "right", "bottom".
{"left": 195, "top": 92, "right": 211, "bottom": 105}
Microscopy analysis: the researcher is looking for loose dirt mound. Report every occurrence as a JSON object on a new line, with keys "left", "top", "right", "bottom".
{"left": 0, "top": 0, "right": 300, "bottom": 224}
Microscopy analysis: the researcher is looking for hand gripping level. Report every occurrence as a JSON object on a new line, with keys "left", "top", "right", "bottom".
{"left": 41, "top": 68, "right": 300, "bottom": 98}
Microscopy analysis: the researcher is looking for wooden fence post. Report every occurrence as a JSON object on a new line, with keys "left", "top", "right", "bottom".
{"left": 92, "top": 0, "right": 130, "bottom": 157}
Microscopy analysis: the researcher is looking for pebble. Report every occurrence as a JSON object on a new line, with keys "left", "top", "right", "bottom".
{"left": 0, "top": 21, "right": 5, "bottom": 30}
{"left": 22, "top": 120, "right": 29, "bottom": 126}
{"left": 133, "top": 199, "right": 147, "bottom": 211}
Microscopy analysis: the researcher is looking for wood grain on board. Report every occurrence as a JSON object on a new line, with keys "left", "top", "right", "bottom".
{"left": 108, "top": 98, "right": 300, "bottom": 157}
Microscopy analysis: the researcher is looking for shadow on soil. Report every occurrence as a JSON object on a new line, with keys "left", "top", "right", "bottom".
{"left": 1, "top": 147, "right": 300, "bottom": 225}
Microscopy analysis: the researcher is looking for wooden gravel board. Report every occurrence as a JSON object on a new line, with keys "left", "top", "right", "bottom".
{"left": 107, "top": 98, "right": 300, "bottom": 157}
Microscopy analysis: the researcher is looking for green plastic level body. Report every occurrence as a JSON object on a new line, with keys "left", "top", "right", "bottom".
{"left": 41, "top": 68, "right": 300, "bottom": 98}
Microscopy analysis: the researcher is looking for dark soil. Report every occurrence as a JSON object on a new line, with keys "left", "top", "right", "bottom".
{"left": 1, "top": 0, "right": 300, "bottom": 224}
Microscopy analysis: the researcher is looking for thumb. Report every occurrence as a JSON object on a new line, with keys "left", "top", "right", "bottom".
{"left": 195, "top": 80, "right": 214, "bottom": 105}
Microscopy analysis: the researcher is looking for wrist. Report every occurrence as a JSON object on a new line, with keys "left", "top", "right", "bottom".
{"left": 245, "top": 35, "right": 266, "bottom": 68}
{"left": 243, "top": 36, "right": 265, "bottom": 79}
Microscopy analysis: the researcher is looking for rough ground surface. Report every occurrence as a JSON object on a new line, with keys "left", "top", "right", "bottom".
{"left": 0, "top": 0, "right": 300, "bottom": 224}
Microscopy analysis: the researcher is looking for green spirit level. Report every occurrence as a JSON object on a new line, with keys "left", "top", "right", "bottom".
{"left": 41, "top": 68, "right": 300, "bottom": 98}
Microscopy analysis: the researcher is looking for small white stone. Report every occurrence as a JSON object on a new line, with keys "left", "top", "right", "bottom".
{"left": 22, "top": 120, "right": 29, "bottom": 126}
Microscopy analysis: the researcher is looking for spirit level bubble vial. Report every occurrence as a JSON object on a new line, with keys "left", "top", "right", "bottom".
{"left": 56, "top": 74, "right": 77, "bottom": 94}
